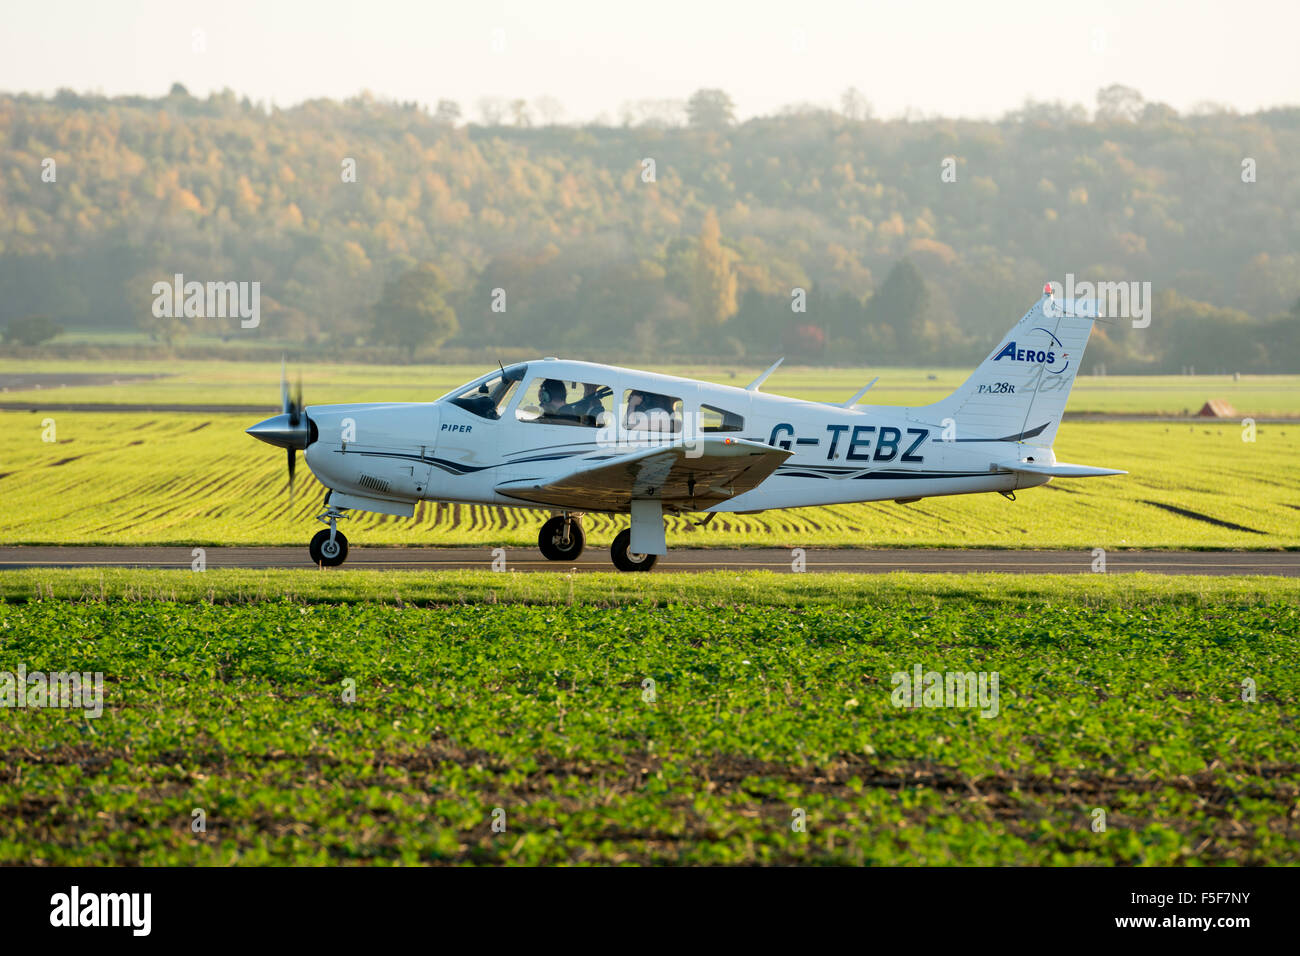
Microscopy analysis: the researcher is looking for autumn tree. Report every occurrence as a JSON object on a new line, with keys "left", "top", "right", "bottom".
{"left": 866, "top": 259, "right": 928, "bottom": 332}
{"left": 371, "top": 264, "right": 458, "bottom": 350}
{"left": 533, "top": 96, "right": 564, "bottom": 125}
{"left": 687, "top": 89, "right": 735, "bottom": 129}
{"left": 690, "top": 209, "right": 738, "bottom": 331}
{"left": 1096, "top": 84, "right": 1144, "bottom": 122}
{"left": 840, "top": 87, "right": 871, "bottom": 121}
{"left": 476, "top": 97, "right": 507, "bottom": 125}
{"left": 863, "top": 257, "right": 959, "bottom": 360}
{"left": 434, "top": 99, "right": 461, "bottom": 125}
{"left": 783, "top": 322, "right": 826, "bottom": 357}
{"left": 509, "top": 99, "right": 532, "bottom": 127}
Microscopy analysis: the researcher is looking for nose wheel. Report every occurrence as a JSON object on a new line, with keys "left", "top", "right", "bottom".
{"left": 538, "top": 514, "right": 584, "bottom": 561}
{"left": 309, "top": 529, "right": 348, "bottom": 566}
{"left": 310, "top": 505, "right": 350, "bottom": 567}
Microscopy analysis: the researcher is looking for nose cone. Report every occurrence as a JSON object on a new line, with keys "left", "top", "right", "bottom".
{"left": 246, "top": 413, "right": 310, "bottom": 449}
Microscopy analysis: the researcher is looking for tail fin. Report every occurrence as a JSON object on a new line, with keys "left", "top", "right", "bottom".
{"left": 917, "top": 287, "right": 1098, "bottom": 448}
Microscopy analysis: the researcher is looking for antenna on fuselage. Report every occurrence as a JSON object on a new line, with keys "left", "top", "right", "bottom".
{"left": 840, "top": 377, "right": 879, "bottom": 408}
{"left": 746, "top": 357, "right": 784, "bottom": 392}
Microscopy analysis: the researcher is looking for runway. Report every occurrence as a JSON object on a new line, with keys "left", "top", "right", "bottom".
{"left": 0, "top": 547, "right": 1295, "bottom": 575}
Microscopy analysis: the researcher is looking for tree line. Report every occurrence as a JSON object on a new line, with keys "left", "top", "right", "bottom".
{"left": 0, "top": 84, "right": 1297, "bottom": 371}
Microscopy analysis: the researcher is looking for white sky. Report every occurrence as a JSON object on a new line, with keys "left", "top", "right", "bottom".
{"left": 1, "top": 0, "right": 1296, "bottom": 120}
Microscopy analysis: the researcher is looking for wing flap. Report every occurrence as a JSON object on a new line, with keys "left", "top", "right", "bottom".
{"left": 496, "top": 438, "right": 791, "bottom": 512}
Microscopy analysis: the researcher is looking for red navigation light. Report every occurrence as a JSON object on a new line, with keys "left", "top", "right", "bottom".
{"left": 1043, "top": 282, "right": 1054, "bottom": 296}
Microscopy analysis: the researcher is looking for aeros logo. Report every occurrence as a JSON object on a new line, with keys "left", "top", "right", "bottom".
{"left": 993, "top": 328, "right": 1069, "bottom": 374}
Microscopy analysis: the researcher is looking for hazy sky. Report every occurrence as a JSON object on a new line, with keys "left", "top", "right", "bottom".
{"left": 2, "top": 0, "right": 1296, "bottom": 120}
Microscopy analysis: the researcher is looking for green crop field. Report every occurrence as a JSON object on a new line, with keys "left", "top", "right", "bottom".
{"left": 2, "top": 411, "right": 1297, "bottom": 549}
{"left": 2, "top": 358, "right": 1298, "bottom": 416}
{"left": 1, "top": 570, "right": 1296, "bottom": 865}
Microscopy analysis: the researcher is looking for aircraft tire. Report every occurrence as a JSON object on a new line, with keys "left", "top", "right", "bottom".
{"left": 611, "top": 529, "right": 658, "bottom": 572}
{"left": 539, "top": 516, "right": 585, "bottom": 561}
{"left": 309, "top": 529, "right": 349, "bottom": 567}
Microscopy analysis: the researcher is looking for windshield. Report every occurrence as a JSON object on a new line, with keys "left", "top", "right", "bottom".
{"left": 445, "top": 364, "right": 527, "bottom": 420}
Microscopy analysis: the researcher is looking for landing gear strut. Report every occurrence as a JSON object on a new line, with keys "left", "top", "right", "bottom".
{"left": 539, "top": 514, "right": 584, "bottom": 561}
{"left": 310, "top": 506, "right": 349, "bottom": 567}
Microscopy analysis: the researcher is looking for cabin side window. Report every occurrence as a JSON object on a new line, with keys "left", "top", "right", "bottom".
{"left": 516, "top": 378, "right": 613, "bottom": 427}
{"left": 700, "top": 403, "right": 743, "bottom": 432}
{"left": 624, "top": 389, "right": 683, "bottom": 434}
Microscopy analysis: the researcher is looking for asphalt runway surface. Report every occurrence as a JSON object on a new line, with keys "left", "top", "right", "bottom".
{"left": 0, "top": 546, "right": 1295, "bottom": 575}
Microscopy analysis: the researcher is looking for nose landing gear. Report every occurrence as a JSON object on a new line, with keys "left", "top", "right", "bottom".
{"left": 309, "top": 505, "right": 349, "bottom": 567}
{"left": 538, "top": 513, "right": 585, "bottom": 561}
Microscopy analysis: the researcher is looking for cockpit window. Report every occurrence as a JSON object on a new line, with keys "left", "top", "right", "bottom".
{"left": 516, "top": 378, "right": 613, "bottom": 428}
{"left": 448, "top": 364, "right": 526, "bottom": 420}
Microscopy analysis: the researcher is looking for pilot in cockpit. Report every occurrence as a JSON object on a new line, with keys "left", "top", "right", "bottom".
{"left": 538, "top": 379, "right": 569, "bottom": 419}
{"left": 527, "top": 379, "right": 611, "bottom": 426}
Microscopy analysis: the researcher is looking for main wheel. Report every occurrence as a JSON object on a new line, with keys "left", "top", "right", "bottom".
{"left": 611, "top": 528, "right": 658, "bottom": 572}
{"left": 538, "top": 516, "right": 584, "bottom": 561}
{"left": 309, "top": 528, "right": 349, "bottom": 567}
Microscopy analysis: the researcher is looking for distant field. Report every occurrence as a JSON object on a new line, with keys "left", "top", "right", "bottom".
{"left": 2, "top": 358, "right": 1298, "bottom": 416}
{"left": 2, "top": 411, "right": 1296, "bottom": 549}
{"left": 1, "top": 571, "right": 1295, "bottom": 865}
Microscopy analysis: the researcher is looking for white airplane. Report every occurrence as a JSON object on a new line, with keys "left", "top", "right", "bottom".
{"left": 248, "top": 286, "right": 1124, "bottom": 571}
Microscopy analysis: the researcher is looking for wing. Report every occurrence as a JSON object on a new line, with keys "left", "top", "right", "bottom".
{"left": 495, "top": 437, "right": 791, "bottom": 512}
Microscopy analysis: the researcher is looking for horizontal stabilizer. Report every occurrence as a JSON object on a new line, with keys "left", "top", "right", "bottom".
{"left": 996, "top": 460, "right": 1127, "bottom": 478}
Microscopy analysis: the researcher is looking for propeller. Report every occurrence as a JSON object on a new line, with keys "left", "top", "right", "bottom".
{"left": 246, "top": 360, "right": 312, "bottom": 505}
{"left": 284, "top": 363, "right": 303, "bottom": 424}
{"left": 284, "top": 365, "right": 303, "bottom": 501}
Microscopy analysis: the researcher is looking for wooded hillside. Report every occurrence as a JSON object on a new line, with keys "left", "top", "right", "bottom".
{"left": 2, "top": 86, "right": 1297, "bottom": 369}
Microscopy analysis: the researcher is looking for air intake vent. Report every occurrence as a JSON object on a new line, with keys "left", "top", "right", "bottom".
{"left": 357, "top": 474, "right": 391, "bottom": 494}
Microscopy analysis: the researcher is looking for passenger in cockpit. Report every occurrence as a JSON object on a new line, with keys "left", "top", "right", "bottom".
{"left": 625, "top": 390, "right": 649, "bottom": 430}
{"left": 627, "top": 390, "right": 675, "bottom": 433}
{"left": 564, "top": 383, "right": 608, "bottom": 426}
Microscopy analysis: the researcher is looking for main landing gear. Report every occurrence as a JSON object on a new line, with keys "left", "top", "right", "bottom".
{"left": 309, "top": 505, "right": 349, "bottom": 567}
{"left": 537, "top": 513, "right": 658, "bottom": 571}
{"left": 538, "top": 514, "right": 585, "bottom": 561}
{"left": 611, "top": 528, "right": 657, "bottom": 572}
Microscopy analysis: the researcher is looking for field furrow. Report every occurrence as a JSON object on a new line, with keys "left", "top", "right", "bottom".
{"left": 2, "top": 412, "right": 1297, "bottom": 548}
